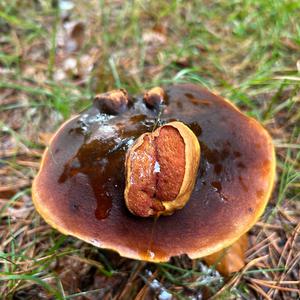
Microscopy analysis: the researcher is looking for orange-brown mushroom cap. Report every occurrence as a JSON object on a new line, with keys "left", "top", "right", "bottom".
{"left": 32, "top": 84, "right": 275, "bottom": 262}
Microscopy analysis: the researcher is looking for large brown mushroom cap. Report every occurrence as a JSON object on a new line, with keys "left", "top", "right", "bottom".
{"left": 32, "top": 84, "right": 275, "bottom": 262}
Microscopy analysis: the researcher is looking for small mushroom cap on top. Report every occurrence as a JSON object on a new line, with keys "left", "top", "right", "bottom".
{"left": 93, "top": 89, "right": 129, "bottom": 115}
{"left": 143, "top": 87, "right": 165, "bottom": 109}
{"left": 32, "top": 84, "right": 275, "bottom": 262}
{"left": 124, "top": 121, "right": 200, "bottom": 217}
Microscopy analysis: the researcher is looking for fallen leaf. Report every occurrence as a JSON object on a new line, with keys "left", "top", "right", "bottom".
{"left": 63, "top": 56, "right": 78, "bottom": 74}
{"left": 281, "top": 37, "right": 300, "bottom": 51}
{"left": 203, "top": 234, "right": 248, "bottom": 276}
{"left": 65, "top": 21, "right": 85, "bottom": 53}
{"left": 142, "top": 31, "right": 166, "bottom": 45}
{"left": 173, "top": 57, "right": 192, "bottom": 68}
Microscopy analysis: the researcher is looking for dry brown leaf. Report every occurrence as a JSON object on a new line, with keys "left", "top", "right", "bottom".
{"left": 142, "top": 31, "right": 166, "bottom": 45}
{"left": 203, "top": 234, "right": 248, "bottom": 276}
{"left": 65, "top": 21, "right": 85, "bottom": 53}
{"left": 281, "top": 37, "right": 300, "bottom": 51}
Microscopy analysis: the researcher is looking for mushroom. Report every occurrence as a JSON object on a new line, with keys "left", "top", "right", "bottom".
{"left": 124, "top": 121, "right": 200, "bottom": 217}
{"left": 32, "top": 84, "right": 275, "bottom": 263}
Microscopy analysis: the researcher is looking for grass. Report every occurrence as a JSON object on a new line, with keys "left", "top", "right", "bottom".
{"left": 0, "top": 0, "right": 299, "bottom": 299}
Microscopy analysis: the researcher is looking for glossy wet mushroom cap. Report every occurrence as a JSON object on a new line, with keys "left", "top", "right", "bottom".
{"left": 32, "top": 84, "right": 275, "bottom": 262}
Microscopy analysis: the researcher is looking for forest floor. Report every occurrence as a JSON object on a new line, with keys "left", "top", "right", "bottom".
{"left": 0, "top": 1, "right": 299, "bottom": 299}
